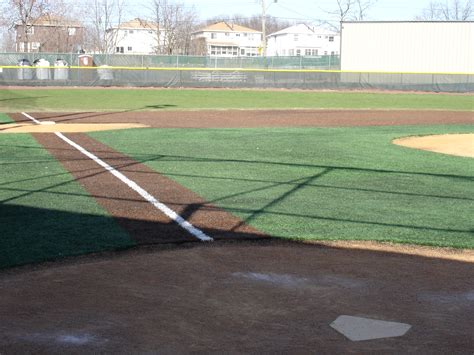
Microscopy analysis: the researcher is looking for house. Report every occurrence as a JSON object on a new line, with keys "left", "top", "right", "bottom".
{"left": 266, "top": 24, "right": 340, "bottom": 57}
{"left": 191, "top": 22, "right": 263, "bottom": 57}
{"left": 106, "top": 18, "right": 162, "bottom": 55}
{"left": 15, "top": 14, "right": 84, "bottom": 53}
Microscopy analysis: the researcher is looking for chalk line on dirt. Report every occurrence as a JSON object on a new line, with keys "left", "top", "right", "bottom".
{"left": 20, "top": 112, "right": 213, "bottom": 242}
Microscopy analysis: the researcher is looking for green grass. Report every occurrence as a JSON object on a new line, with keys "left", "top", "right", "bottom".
{"left": 0, "top": 88, "right": 472, "bottom": 112}
{"left": 91, "top": 124, "right": 474, "bottom": 249}
{"left": 0, "top": 113, "right": 13, "bottom": 123}
{"left": 0, "top": 134, "right": 135, "bottom": 268}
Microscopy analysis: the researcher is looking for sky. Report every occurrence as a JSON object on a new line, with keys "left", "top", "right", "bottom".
{"left": 174, "top": 0, "right": 433, "bottom": 23}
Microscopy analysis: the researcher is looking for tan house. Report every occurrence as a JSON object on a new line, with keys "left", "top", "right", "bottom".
{"left": 191, "top": 22, "right": 263, "bottom": 57}
{"left": 15, "top": 14, "right": 84, "bottom": 53}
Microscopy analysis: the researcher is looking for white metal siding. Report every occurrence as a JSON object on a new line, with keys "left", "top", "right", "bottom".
{"left": 341, "top": 22, "right": 474, "bottom": 73}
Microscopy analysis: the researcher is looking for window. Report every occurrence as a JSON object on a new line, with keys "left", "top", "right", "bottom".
{"left": 324, "top": 51, "right": 327, "bottom": 55}
{"left": 312, "top": 49, "right": 318, "bottom": 56}
{"left": 211, "top": 33, "right": 216, "bottom": 39}
{"left": 329, "top": 36, "right": 334, "bottom": 42}
{"left": 225, "top": 32, "right": 229, "bottom": 36}
{"left": 25, "top": 27, "right": 34, "bottom": 35}
{"left": 294, "top": 34, "right": 298, "bottom": 42}
{"left": 129, "top": 30, "right": 134, "bottom": 34}
{"left": 305, "top": 49, "right": 311, "bottom": 56}
{"left": 116, "top": 46, "right": 124, "bottom": 53}
{"left": 296, "top": 49, "right": 301, "bottom": 56}
{"left": 128, "top": 46, "right": 132, "bottom": 51}
{"left": 236, "top": 33, "right": 240, "bottom": 37}
{"left": 68, "top": 27, "right": 76, "bottom": 36}
{"left": 240, "top": 48, "right": 245, "bottom": 55}
{"left": 288, "top": 49, "right": 294, "bottom": 56}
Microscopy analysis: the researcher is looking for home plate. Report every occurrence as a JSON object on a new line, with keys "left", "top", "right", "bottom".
{"left": 40, "top": 121, "right": 56, "bottom": 125}
{"left": 330, "top": 315, "right": 411, "bottom": 341}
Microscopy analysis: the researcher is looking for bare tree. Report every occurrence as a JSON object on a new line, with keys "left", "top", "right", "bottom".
{"left": 148, "top": 0, "right": 197, "bottom": 55}
{"left": 416, "top": 0, "right": 473, "bottom": 20}
{"left": 2, "top": 0, "right": 50, "bottom": 52}
{"left": 84, "top": 0, "right": 124, "bottom": 53}
{"left": 323, "top": 0, "right": 377, "bottom": 31}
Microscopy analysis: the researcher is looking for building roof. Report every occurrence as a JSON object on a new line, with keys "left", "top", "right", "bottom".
{"left": 268, "top": 24, "right": 336, "bottom": 37}
{"left": 197, "top": 22, "right": 261, "bottom": 33}
{"left": 16, "top": 14, "right": 83, "bottom": 27}
{"left": 112, "top": 18, "right": 159, "bottom": 30}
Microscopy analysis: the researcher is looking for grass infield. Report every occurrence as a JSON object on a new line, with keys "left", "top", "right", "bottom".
{"left": 0, "top": 134, "right": 134, "bottom": 268}
{"left": 91, "top": 124, "right": 474, "bottom": 249}
{"left": 0, "top": 88, "right": 473, "bottom": 112}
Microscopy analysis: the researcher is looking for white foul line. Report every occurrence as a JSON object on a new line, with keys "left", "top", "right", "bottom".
{"left": 21, "top": 111, "right": 41, "bottom": 124}
{"left": 21, "top": 112, "right": 213, "bottom": 242}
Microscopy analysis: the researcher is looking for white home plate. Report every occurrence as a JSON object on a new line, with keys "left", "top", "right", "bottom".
{"left": 330, "top": 315, "right": 411, "bottom": 341}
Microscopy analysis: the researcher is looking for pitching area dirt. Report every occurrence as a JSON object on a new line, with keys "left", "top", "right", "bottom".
{"left": 0, "top": 122, "right": 148, "bottom": 133}
{"left": 393, "top": 133, "right": 474, "bottom": 158}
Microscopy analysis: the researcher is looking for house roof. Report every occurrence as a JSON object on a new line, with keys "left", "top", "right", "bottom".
{"left": 16, "top": 14, "right": 83, "bottom": 27}
{"left": 112, "top": 18, "right": 159, "bottom": 30}
{"left": 268, "top": 24, "right": 336, "bottom": 37}
{"left": 197, "top": 22, "right": 261, "bottom": 33}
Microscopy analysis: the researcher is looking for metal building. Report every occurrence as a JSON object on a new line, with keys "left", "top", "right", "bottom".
{"left": 340, "top": 21, "right": 474, "bottom": 74}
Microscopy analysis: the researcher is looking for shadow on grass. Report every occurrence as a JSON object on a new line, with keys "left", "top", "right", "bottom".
{"left": 0, "top": 203, "right": 269, "bottom": 269}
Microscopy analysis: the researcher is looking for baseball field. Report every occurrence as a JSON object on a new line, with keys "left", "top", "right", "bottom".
{"left": 0, "top": 88, "right": 473, "bottom": 352}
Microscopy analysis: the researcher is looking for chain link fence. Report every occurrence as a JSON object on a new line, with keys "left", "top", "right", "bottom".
{"left": 0, "top": 52, "right": 472, "bottom": 92}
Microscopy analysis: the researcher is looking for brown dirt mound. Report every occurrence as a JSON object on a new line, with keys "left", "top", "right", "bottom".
{"left": 393, "top": 134, "right": 474, "bottom": 158}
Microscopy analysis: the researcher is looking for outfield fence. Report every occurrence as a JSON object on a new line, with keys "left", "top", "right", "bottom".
{"left": 0, "top": 53, "right": 472, "bottom": 92}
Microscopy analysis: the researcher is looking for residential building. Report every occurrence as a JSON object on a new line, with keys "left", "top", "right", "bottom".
{"left": 15, "top": 14, "right": 84, "bottom": 53}
{"left": 191, "top": 22, "right": 263, "bottom": 57}
{"left": 106, "top": 18, "right": 162, "bottom": 55}
{"left": 266, "top": 24, "right": 340, "bottom": 57}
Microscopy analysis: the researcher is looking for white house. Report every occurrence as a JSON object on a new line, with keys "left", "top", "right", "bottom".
{"left": 106, "top": 18, "right": 162, "bottom": 54}
{"left": 191, "top": 22, "right": 263, "bottom": 57}
{"left": 266, "top": 24, "right": 340, "bottom": 57}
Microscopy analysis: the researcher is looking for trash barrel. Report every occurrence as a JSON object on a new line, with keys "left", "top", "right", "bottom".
{"left": 78, "top": 54, "right": 94, "bottom": 82}
{"left": 35, "top": 58, "right": 51, "bottom": 80}
{"left": 97, "top": 65, "right": 114, "bottom": 81}
{"left": 18, "top": 59, "right": 33, "bottom": 80}
{"left": 53, "top": 59, "right": 69, "bottom": 80}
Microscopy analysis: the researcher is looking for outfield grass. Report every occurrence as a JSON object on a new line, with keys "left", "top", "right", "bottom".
{"left": 0, "top": 134, "right": 134, "bottom": 268}
{"left": 91, "top": 124, "right": 474, "bottom": 249}
{"left": 0, "top": 88, "right": 473, "bottom": 112}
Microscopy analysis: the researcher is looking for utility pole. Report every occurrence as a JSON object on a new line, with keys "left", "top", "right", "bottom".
{"left": 260, "top": 0, "right": 277, "bottom": 57}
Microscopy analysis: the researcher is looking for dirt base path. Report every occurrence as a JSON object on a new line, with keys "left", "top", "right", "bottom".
{"left": 20, "top": 109, "right": 474, "bottom": 128}
{"left": 31, "top": 132, "right": 267, "bottom": 244}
